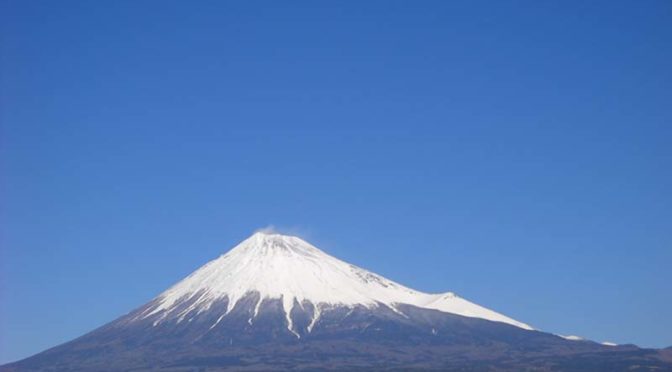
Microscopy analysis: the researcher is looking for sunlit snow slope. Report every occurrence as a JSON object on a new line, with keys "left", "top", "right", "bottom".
{"left": 139, "top": 232, "right": 532, "bottom": 332}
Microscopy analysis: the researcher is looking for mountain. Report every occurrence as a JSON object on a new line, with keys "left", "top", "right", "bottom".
{"left": 138, "top": 232, "right": 532, "bottom": 332}
{"left": 2, "top": 232, "right": 670, "bottom": 371}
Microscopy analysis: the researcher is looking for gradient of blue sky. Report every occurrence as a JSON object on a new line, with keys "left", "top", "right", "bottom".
{"left": 1, "top": 0, "right": 671, "bottom": 364}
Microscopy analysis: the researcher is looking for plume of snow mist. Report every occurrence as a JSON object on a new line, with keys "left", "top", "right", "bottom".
{"left": 255, "top": 225, "right": 279, "bottom": 234}
{"left": 253, "top": 225, "right": 312, "bottom": 240}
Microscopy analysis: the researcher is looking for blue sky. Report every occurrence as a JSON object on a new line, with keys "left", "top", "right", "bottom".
{"left": 1, "top": 0, "right": 671, "bottom": 364}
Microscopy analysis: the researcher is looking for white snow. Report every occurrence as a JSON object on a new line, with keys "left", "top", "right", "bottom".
{"left": 602, "top": 341, "right": 618, "bottom": 346}
{"left": 560, "top": 335, "right": 585, "bottom": 341}
{"left": 140, "top": 232, "right": 533, "bottom": 332}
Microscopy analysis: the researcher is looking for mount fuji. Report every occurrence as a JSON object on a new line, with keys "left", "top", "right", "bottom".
{"left": 142, "top": 232, "right": 531, "bottom": 333}
{"left": 3, "top": 232, "right": 670, "bottom": 371}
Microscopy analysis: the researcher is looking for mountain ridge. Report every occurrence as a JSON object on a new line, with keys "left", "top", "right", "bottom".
{"left": 136, "top": 231, "right": 532, "bottom": 332}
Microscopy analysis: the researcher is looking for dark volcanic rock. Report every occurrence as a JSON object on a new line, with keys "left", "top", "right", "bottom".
{"left": 2, "top": 293, "right": 670, "bottom": 371}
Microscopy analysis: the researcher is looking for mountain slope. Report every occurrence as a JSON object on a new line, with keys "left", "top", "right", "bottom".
{"left": 139, "top": 232, "right": 531, "bottom": 332}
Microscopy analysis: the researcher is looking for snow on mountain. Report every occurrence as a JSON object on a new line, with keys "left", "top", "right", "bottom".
{"left": 138, "top": 232, "right": 533, "bottom": 333}
{"left": 561, "top": 335, "right": 586, "bottom": 341}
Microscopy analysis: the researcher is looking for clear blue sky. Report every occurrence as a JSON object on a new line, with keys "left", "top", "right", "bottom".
{"left": 1, "top": 0, "right": 671, "bottom": 364}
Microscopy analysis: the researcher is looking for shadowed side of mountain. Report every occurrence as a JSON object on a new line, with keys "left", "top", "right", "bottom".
{"left": 2, "top": 293, "right": 669, "bottom": 371}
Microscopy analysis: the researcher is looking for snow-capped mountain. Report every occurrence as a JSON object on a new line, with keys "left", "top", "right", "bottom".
{"left": 139, "top": 232, "right": 531, "bottom": 333}
{"left": 3, "top": 231, "right": 670, "bottom": 371}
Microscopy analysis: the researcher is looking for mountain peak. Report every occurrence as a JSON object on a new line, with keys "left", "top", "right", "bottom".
{"left": 250, "top": 230, "right": 295, "bottom": 238}
{"left": 235, "top": 231, "right": 320, "bottom": 257}
{"left": 137, "top": 232, "right": 532, "bottom": 333}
